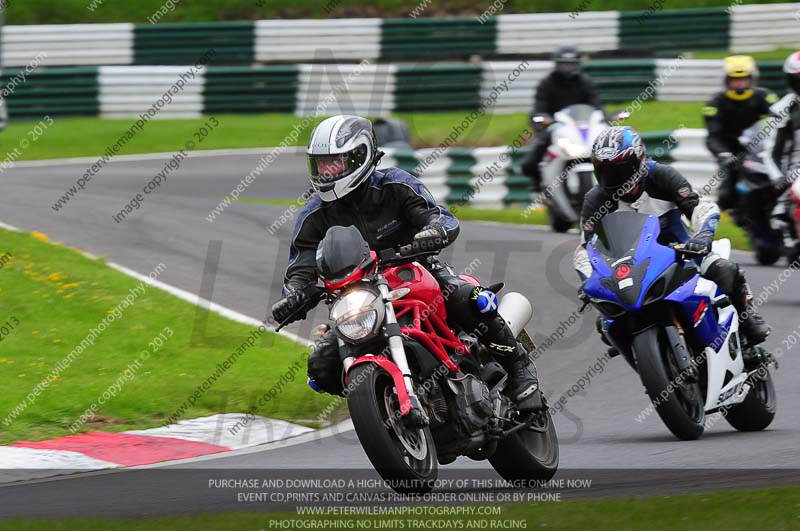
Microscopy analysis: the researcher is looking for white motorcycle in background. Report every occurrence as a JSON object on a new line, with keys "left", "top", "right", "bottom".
{"left": 533, "top": 105, "right": 627, "bottom": 233}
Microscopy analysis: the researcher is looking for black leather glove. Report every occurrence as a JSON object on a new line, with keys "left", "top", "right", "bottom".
{"left": 411, "top": 223, "right": 448, "bottom": 254}
{"left": 577, "top": 286, "right": 590, "bottom": 305}
{"left": 272, "top": 285, "right": 307, "bottom": 325}
{"left": 684, "top": 236, "right": 712, "bottom": 254}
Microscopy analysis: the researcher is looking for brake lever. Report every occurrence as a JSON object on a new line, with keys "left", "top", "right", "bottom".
{"left": 275, "top": 285, "right": 325, "bottom": 332}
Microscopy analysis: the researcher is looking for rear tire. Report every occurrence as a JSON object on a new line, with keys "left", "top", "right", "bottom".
{"left": 724, "top": 367, "right": 776, "bottom": 431}
{"left": 489, "top": 410, "right": 559, "bottom": 482}
{"left": 633, "top": 327, "right": 705, "bottom": 440}
{"left": 347, "top": 365, "right": 437, "bottom": 493}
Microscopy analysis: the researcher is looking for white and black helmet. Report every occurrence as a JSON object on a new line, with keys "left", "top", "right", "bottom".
{"left": 307, "top": 115, "right": 379, "bottom": 202}
{"left": 783, "top": 50, "right": 800, "bottom": 95}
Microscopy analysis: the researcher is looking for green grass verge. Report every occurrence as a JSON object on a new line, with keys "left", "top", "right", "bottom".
{"left": 6, "top": 0, "right": 786, "bottom": 24}
{"left": 691, "top": 48, "right": 797, "bottom": 61}
{"left": 246, "top": 198, "right": 751, "bottom": 251}
{"left": 1, "top": 102, "right": 703, "bottom": 162}
{"left": 0, "top": 228, "right": 331, "bottom": 444}
{"left": 2, "top": 485, "right": 797, "bottom": 530}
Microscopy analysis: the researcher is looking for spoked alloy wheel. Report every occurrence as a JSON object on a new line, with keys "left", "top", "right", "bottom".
{"left": 633, "top": 327, "right": 705, "bottom": 440}
{"left": 347, "top": 365, "right": 437, "bottom": 493}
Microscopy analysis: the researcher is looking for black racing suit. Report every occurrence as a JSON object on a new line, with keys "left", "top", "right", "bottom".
{"left": 573, "top": 160, "right": 769, "bottom": 349}
{"left": 521, "top": 70, "right": 602, "bottom": 190}
{"left": 771, "top": 95, "right": 800, "bottom": 195}
{"left": 703, "top": 87, "right": 779, "bottom": 209}
{"left": 282, "top": 167, "right": 523, "bottom": 396}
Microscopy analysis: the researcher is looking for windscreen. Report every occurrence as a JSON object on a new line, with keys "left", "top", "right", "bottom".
{"left": 560, "top": 104, "right": 595, "bottom": 124}
{"left": 593, "top": 212, "right": 649, "bottom": 259}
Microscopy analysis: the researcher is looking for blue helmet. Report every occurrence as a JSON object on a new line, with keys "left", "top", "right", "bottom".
{"left": 591, "top": 126, "right": 647, "bottom": 202}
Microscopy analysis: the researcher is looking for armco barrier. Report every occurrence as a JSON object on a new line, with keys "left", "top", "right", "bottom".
{"left": 98, "top": 66, "right": 204, "bottom": 118}
{"left": 4, "top": 60, "right": 788, "bottom": 120}
{"left": 0, "top": 24, "right": 133, "bottom": 68}
{"left": 133, "top": 21, "right": 254, "bottom": 65}
{"left": 1, "top": 4, "right": 798, "bottom": 67}
{"left": 730, "top": 3, "right": 800, "bottom": 51}
{"left": 204, "top": 66, "right": 298, "bottom": 114}
{"left": 382, "top": 128, "right": 712, "bottom": 210}
{"left": 2, "top": 67, "right": 99, "bottom": 119}
{"left": 495, "top": 11, "right": 621, "bottom": 56}
{"left": 619, "top": 7, "right": 730, "bottom": 52}
{"left": 254, "top": 19, "right": 382, "bottom": 63}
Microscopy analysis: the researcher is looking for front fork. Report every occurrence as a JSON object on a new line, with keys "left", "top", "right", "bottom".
{"left": 340, "top": 279, "right": 427, "bottom": 426}
{"left": 377, "top": 282, "right": 427, "bottom": 423}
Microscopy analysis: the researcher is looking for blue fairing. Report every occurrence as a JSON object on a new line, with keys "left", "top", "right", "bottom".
{"left": 585, "top": 212, "right": 729, "bottom": 353}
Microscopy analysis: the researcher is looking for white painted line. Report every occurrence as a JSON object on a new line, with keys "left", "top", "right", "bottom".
{"left": 0, "top": 216, "right": 312, "bottom": 347}
{"left": 106, "top": 261, "right": 312, "bottom": 347}
{"left": 0, "top": 447, "right": 120, "bottom": 484}
{"left": 0, "top": 221, "right": 21, "bottom": 232}
{"left": 135, "top": 419, "right": 356, "bottom": 469}
{"left": 124, "top": 413, "right": 313, "bottom": 449}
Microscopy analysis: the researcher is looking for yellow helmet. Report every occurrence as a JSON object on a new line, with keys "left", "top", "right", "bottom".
{"left": 723, "top": 55, "right": 758, "bottom": 100}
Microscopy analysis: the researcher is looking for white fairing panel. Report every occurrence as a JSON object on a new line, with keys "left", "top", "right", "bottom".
{"left": 693, "top": 276, "right": 748, "bottom": 411}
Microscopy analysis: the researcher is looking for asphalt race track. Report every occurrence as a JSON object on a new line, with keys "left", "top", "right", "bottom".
{"left": 1, "top": 148, "right": 799, "bottom": 518}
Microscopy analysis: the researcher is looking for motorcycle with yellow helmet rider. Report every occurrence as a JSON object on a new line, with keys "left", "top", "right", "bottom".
{"left": 703, "top": 55, "right": 780, "bottom": 211}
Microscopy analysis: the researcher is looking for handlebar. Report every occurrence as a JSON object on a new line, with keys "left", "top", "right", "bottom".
{"left": 275, "top": 284, "right": 325, "bottom": 332}
{"left": 377, "top": 245, "right": 440, "bottom": 266}
{"left": 672, "top": 244, "right": 710, "bottom": 258}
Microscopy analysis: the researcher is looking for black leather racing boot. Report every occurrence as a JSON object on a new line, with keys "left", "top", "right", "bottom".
{"left": 704, "top": 259, "right": 771, "bottom": 346}
{"left": 503, "top": 349, "right": 544, "bottom": 412}
{"left": 734, "top": 278, "right": 771, "bottom": 347}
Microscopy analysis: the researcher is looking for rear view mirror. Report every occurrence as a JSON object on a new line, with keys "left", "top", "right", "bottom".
{"left": 531, "top": 113, "right": 553, "bottom": 131}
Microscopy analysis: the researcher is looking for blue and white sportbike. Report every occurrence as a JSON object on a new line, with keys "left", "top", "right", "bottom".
{"left": 583, "top": 211, "right": 777, "bottom": 440}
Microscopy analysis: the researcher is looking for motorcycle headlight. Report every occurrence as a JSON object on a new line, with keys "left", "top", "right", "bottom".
{"left": 558, "top": 137, "right": 588, "bottom": 158}
{"left": 330, "top": 288, "right": 383, "bottom": 343}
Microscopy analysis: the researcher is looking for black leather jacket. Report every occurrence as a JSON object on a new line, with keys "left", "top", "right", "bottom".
{"left": 703, "top": 87, "right": 778, "bottom": 158}
{"left": 532, "top": 70, "right": 602, "bottom": 117}
{"left": 283, "top": 168, "right": 460, "bottom": 293}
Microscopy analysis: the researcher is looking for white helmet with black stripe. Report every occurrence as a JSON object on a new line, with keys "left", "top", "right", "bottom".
{"left": 784, "top": 50, "right": 800, "bottom": 95}
{"left": 306, "top": 115, "right": 379, "bottom": 202}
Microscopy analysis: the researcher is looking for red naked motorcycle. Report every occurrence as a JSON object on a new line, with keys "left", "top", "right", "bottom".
{"left": 278, "top": 225, "right": 558, "bottom": 493}
{"left": 789, "top": 177, "right": 800, "bottom": 265}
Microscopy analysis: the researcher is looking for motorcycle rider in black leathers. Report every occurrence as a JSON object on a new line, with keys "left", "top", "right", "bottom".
{"left": 771, "top": 51, "right": 800, "bottom": 197}
{"left": 574, "top": 126, "right": 771, "bottom": 362}
{"left": 703, "top": 55, "right": 780, "bottom": 210}
{"left": 521, "top": 46, "right": 602, "bottom": 192}
{"left": 271, "top": 115, "right": 543, "bottom": 412}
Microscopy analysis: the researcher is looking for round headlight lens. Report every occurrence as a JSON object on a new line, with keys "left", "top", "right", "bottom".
{"left": 330, "top": 288, "right": 381, "bottom": 342}
{"left": 337, "top": 309, "right": 378, "bottom": 341}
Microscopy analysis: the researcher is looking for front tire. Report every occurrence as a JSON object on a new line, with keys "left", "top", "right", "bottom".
{"left": 724, "top": 367, "right": 776, "bottom": 431}
{"left": 549, "top": 211, "right": 573, "bottom": 233}
{"left": 347, "top": 365, "right": 437, "bottom": 493}
{"left": 489, "top": 410, "right": 559, "bottom": 482}
{"left": 633, "top": 327, "right": 705, "bottom": 440}
{"left": 754, "top": 244, "right": 782, "bottom": 266}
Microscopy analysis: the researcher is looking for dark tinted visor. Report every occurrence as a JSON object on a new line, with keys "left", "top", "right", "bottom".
{"left": 595, "top": 158, "right": 641, "bottom": 193}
